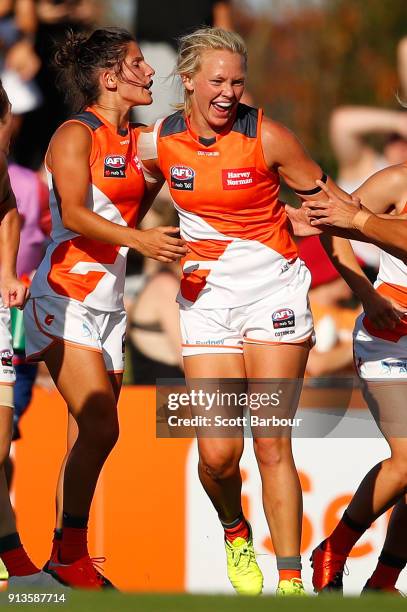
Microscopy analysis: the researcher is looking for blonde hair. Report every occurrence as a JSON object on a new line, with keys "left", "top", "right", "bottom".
{"left": 174, "top": 27, "right": 247, "bottom": 114}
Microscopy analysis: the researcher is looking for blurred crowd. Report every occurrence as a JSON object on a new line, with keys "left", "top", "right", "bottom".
{"left": 1, "top": 0, "right": 407, "bottom": 395}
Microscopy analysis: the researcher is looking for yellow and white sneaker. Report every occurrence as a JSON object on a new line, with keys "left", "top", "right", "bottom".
{"left": 276, "top": 577, "right": 307, "bottom": 596}
{"left": 0, "top": 558, "right": 7, "bottom": 591}
{"left": 224, "top": 525, "right": 263, "bottom": 596}
{"left": 0, "top": 558, "right": 8, "bottom": 581}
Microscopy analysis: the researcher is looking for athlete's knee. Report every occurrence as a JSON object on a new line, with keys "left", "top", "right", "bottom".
{"left": 199, "top": 447, "right": 241, "bottom": 481}
{"left": 97, "top": 419, "right": 119, "bottom": 454}
{"left": 253, "top": 437, "right": 292, "bottom": 469}
{"left": 77, "top": 407, "right": 119, "bottom": 455}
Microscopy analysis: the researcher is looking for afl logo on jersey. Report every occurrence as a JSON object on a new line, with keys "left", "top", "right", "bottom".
{"left": 272, "top": 308, "right": 295, "bottom": 329}
{"left": 104, "top": 155, "right": 126, "bottom": 178}
{"left": 170, "top": 165, "right": 195, "bottom": 191}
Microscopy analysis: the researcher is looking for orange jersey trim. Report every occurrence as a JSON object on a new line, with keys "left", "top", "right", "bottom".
{"left": 376, "top": 282, "right": 407, "bottom": 309}
{"left": 244, "top": 333, "right": 314, "bottom": 346}
{"left": 182, "top": 343, "right": 242, "bottom": 350}
{"left": 26, "top": 340, "right": 58, "bottom": 362}
{"left": 32, "top": 299, "right": 103, "bottom": 354}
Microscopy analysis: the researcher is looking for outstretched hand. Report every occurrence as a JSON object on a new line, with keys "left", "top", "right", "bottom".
{"left": 132, "top": 226, "right": 189, "bottom": 263}
{"left": 284, "top": 203, "right": 322, "bottom": 236}
{"left": 303, "top": 180, "right": 362, "bottom": 228}
{"left": 362, "top": 290, "right": 405, "bottom": 330}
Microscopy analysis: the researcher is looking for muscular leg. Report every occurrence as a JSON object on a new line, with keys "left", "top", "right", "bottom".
{"left": 381, "top": 494, "right": 407, "bottom": 558}
{"left": 54, "top": 373, "right": 123, "bottom": 530}
{"left": 244, "top": 342, "right": 309, "bottom": 557}
{"left": 54, "top": 413, "right": 78, "bottom": 531}
{"left": 0, "top": 407, "right": 15, "bottom": 538}
{"left": 347, "top": 381, "right": 407, "bottom": 525}
{"left": 184, "top": 354, "right": 246, "bottom": 523}
{"left": 364, "top": 494, "right": 407, "bottom": 590}
{"left": 43, "top": 343, "right": 120, "bottom": 524}
{"left": 317, "top": 380, "right": 407, "bottom": 589}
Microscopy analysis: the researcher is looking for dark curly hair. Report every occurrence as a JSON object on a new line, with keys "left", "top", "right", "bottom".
{"left": 0, "top": 80, "right": 9, "bottom": 121}
{"left": 54, "top": 27, "right": 136, "bottom": 112}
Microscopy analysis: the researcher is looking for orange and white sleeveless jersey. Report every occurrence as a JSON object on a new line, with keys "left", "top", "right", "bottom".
{"left": 30, "top": 108, "right": 145, "bottom": 311}
{"left": 374, "top": 202, "right": 407, "bottom": 308}
{"left": 153, "top": 104, "right": 299, "bottom": 309}
{"left": 356, "top": 202, "right": 407, "bottom": 360}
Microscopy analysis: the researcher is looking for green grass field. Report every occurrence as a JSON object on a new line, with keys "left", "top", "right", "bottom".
{"left": 2, "top": 592, "right": 405, "bottom": 612}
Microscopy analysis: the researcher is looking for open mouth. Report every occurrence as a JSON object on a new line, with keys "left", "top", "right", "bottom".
{"left": 144, "top": 80, "right": 153, "bottom": 91}
{"left": 212, "top": 101, "right": 234, "bottom": 113}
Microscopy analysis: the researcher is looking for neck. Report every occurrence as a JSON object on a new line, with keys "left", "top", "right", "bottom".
{"left": 91, "top": 100, "right": 131, "bottom": 131}
{"left": 188, "top": 108, "right": 236, "bottom": 138}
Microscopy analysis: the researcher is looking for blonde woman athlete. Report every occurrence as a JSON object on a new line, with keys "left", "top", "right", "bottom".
{"left": 138, "top": 27, "right": 375, "bottom": 596}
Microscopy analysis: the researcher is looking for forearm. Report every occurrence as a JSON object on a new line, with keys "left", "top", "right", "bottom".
{"left": 62, "top": 205, "right": 139, "bottom": 248}
{"left": 359, "top": 214, "right": 407, "bottom": 262}
{"left": 319, "top": 234, "right": 374, "bottom": 301}
{"left": 137, "top": 180, "right": 165, "bottom": 225}
{"left": 0, "top": 206, "right": 20, "bottom": 281}
{"left": 332, "top": 208, "right": 407, "bottom": 261}
{"left": 313, "top": 213, "right": 407, "bottom": 263}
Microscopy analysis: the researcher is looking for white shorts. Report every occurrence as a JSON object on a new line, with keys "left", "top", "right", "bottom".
{"left": 180, "top": 270, "right": 314, "bottom": 357}
{"left": 24, "top": 296, "right": 126, "bottom": 373}
{"left": 354, "top": 312, "right": 407, "bottom": 379}
{"left": 0, "top": 298, "right": 15, "bottom": 385}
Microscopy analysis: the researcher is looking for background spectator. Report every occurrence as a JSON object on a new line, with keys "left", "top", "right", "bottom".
{"left": 13, "top": 0, "right": 97, "bottom": 169}
{"left": 126, "top": 200, "right": 183, "bottom": 385}
{"left": 329, "top": 105, "right": 407, "bottom": 271}
{"left": 0, "top": 0, "right": 42, "bottom": 142}
{"left": 127, "top": 264, "right": 183, "bottom": 385}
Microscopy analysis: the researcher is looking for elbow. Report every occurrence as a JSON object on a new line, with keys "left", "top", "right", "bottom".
{"left": 0, "top": 203, "right": 19, "bottom": 226}
{"left": 61, "top": 210, "right": 80, "bottom": 233}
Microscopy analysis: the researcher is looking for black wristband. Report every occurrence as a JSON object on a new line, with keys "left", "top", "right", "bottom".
{"left": 295, "top": 173, "right": 328, "bottom": 196}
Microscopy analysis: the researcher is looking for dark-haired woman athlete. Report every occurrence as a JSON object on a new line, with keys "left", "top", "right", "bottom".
{"left": 23, "top": 28, "right": 187, "bottom": 589}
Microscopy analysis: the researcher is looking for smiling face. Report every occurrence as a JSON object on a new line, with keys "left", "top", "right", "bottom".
{"left": 184, "top": 49, "right": 246, "bottom": 136}
{"left": 103, "top": 41, "right": 155, "bottom": 107}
